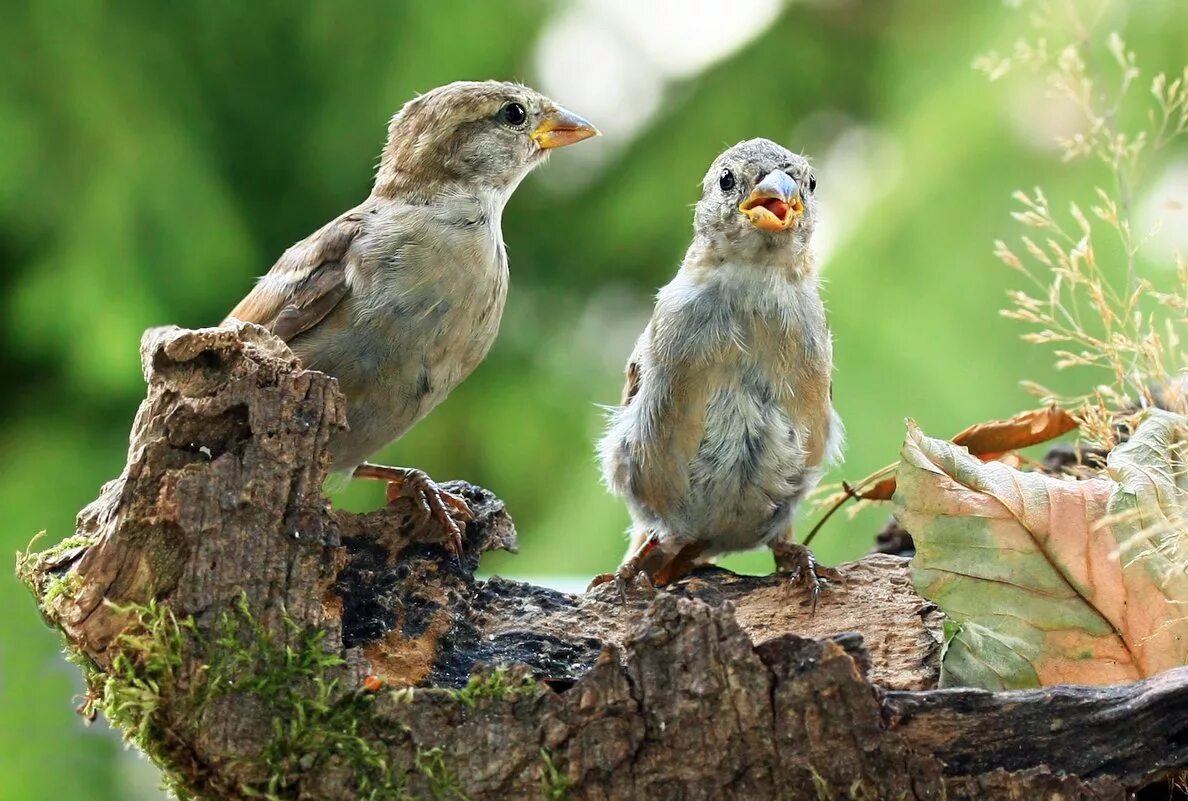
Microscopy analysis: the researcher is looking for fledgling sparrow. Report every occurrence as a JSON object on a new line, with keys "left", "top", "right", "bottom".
{"left": 225, "top": 81, "right": 597, "bottom": 551}
{"left": 596, "top": 138, "right": 843, "bottom": 603}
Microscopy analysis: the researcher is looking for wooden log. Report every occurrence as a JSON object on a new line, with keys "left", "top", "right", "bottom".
{"left": 17, "top": 324, "right": 1183, "bottom": 800}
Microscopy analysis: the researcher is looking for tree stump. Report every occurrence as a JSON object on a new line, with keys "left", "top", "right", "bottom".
{"left": 18, "top": 325, "right": 1188, "bottom": 800}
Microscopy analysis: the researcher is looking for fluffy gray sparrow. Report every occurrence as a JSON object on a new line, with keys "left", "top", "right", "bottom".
{"left": 597, "top": 138, "right": 843, "bottom": 603}
{"left": 226, "top": 80, "right": 597, "bottom": 552}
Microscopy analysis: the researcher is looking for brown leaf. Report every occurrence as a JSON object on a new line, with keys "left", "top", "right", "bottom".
{"left": 951, "top": 405, "right": 1079, "bottom": 459}
{"left": 856, "top": 477, "right": 897, "bottom": 502}
{"left": 857, "top": 407, "right": 1078, "bottom": 502}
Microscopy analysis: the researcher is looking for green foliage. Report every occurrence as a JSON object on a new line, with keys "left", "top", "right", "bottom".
{"left": 539, "top": 749, "right": 570, "bottom": 801}
{"left": 807, "top": 766, "right": 904, "bottom": 801}
{"left": 989, "top": 2, "right": 1188, "bottom": 448}
{"left": 18, "top": 532, "right": 549, "bottom": 801}
{"left": 101, "top": 601, "right": 183, "bottom": 739}
{"left": 39, "top": 571, "right": 83, "bottom": 606}
{"left": 809, "top": 766, "right": 834, "bottom": 801}
{"left": 16, "top": 532, "right": 100, "bottom": 660}
{"left": 198, "top": 593, "right": 345, "bottom": 710}
{"left": 413, "top": 747, "right": 469, "bottom": 801}
{"left": 448, "top": 665, "right": 537, "bottom": 709}
{"left": 905, "top": 0, "right": 1188, "bottom": 692}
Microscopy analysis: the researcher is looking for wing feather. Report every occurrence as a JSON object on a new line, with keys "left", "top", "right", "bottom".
{"left": 617, "top": 317, "right": 710, "bottom": 516}
{"left": 225, "top": 212, "right": 363, "bottom": 342}
{"left": 620, "top": 360, "right": 641, "bottom": 405}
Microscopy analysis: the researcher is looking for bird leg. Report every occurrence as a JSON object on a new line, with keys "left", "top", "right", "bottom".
{"left": 589, "top": 534, "right": 654, "bottom": 600}
{"left": 652, "top": 541, "right": 710, "bottom": 586}
{"left": 352, "top": 463, "right": 473, "bottom": 557}
{"left": 772, "top": 540, "right": 842, "bottom": 614}
{"left": 588, "top": 536, "right": 707, "bottom": 601}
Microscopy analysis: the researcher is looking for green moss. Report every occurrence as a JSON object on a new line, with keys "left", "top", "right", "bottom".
{"left": 18, "top": 585, "right": 412, "bottom": 801}
{"left": 34, "top": 531, "right": 99, "bottom": 558}
{"left": 196, "top": 594, "right": 409, "bottom": 801}
{"left": 42, "top": 571, "right": 84, "bottom": 606}
{"left": 414, "top": 747, "right": 470, "bottom": 800}
{"left": 539, "top": 748, "right": 570, "bottom": 801}
{"left": 98, "top": 599, "right": 197, "bottom": 797}
{"left": 19, "top": 537, "right": 488, "bottom": 801}
{"left": 102, "top": 600, "right": 185, "bottom": 735}
{"left": 448, "top": 665, "right": 537, "bottom": 709}
{"left": 806, "top": 767, "right": 909, "bottom": 801}
{"left": 809, "top": 766, "right": 834, "bottom": 800}
{"left": 19, "top": 531, "right": 99, "bottom": 569}
{"left": 15, "top": 531, "right": 99, "bottom": 601}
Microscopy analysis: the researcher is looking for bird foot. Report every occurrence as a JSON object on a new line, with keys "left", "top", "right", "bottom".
{"left": 386, "top": 472, "right": 474, "bottom": 557}
{"left": 587, "top": 566, "right": 655, "bottom": 602}
{"left": 354, "top": 464, "right": 474, "bottom": 557}
{"left": 587, "top": 572, "right": 614, "bottom": 591}
{"left": 772, "top": 541, "right": 842, "bottom": 614}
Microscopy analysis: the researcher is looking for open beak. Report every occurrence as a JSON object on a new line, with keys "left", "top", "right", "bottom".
{"left": 739, "top": 170, "right": 804, "bottom": 232}
{"left": 531, "top": 106, "right": 599, "bottom": 150}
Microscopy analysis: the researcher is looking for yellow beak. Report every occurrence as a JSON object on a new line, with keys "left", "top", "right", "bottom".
{"left": 739, "top": 170, "right": 804, "bottom": 232}
{"left": 531, "top": 106, "right": 599, "bottom": 150}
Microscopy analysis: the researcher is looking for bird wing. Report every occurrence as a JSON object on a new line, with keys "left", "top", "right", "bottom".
{"left": 620, "top": 360, "right": 641, "bottom": 405}
{"left": 801, "top": 380, "right": 836, "bottom": 468}
{"left": 784, "top": 336, "right": 838, "bottom": 471}
{"left": 618, "top": 316, "right": 711, "bottom": 516}
{"left": 617, "top": 317, "right": 650, "bottom": 405}
{"left": 226, "top": 211, "right": 364, "bottom": 342}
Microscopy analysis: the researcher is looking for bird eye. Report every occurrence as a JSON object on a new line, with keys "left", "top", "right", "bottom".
{"left": 807, "top": 174, "right": 817, "bottom": 193}
{"left": 718, "top": 169, "right": 735, "bottom": 192}
{"left": 501, "top": 102, "right": 527, "bottom": 127}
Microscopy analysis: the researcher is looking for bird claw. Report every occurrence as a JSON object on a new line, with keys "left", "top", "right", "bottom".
{"left": 382, "top": 469, "right": 473, "bottom": 558}
{"left": 587, "top": 567, "right": 655, "bottom": 603}
{"left": 773, "top": 542, "right": 842, "bottom": 615}
{"left": 587, "top": 572, "right": 615, "bottom": 592}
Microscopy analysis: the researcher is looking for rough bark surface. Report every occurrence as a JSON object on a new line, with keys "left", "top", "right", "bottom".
{"left": 21, "top": 325, "right": 1187, "bottom": 801}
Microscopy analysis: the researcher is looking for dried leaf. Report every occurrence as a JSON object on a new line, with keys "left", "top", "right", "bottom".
{"left": 898, "top": 409, "right": 1188, "bottom": 689}
{"left": 857, "top": 477, "right": 897, "bottom": 502}
{"left": 951, "top": 405, "right": 1079, "bottom": 459}
{"left": 858, "top": 407, "right": 1078, "bottom": 502}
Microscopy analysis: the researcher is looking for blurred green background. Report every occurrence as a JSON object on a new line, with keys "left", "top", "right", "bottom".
{"left": 3, "top": 1, "right": 1186, "bottom": 798}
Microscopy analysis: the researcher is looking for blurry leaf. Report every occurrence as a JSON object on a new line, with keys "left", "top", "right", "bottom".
{"left": 898, "top": 408, "right": 1188, "bottom": 689}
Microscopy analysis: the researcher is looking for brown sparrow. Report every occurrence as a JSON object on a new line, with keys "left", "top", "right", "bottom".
{"left": 596, "top": 138, "right": 843, "bottom": 604}
{"left": 225, "top": 80, "right": 597, "bottom": 552}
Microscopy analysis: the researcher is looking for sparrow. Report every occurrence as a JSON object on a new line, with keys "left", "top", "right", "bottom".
{"left": 596, "top": 138, "right": 843, "bottom": 604}
{"left": 225, "top": 80, "right": 598, "bottom": 552}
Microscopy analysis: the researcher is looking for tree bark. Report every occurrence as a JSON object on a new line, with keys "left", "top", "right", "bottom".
{"left": 19, "top": 324, "right": 1186, "bottom": 800}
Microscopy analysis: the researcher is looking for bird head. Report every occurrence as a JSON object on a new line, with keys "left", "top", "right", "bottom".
{"left": 693, "top": 139, "right": 817, "bottom": 261}
{"left": 375, "top": 80, "right": 598, "bottom": 200}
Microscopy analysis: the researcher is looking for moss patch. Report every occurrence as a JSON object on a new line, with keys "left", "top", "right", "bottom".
{"left": 20, "top": 534, "right": 543, "bottom": 801}
{"left": 198, "top": 594, "right": 406, "bottom": 801}
{"left": 414, "top": 746, "right": 469, "bottom": 800}
{"left": 98, "top": 600, "right": 195, "bottom": 796}
{"left": 447, "top": 665, "right": 537, "bottom": 709}
{"left": 539, "top": 748, "right": 570, "bottom": 801}
{"left": 21, "top": 586, "right": 494, "bottom": 800}
{"left": 15, "top": 531, "right": 98, "bottom": 606}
